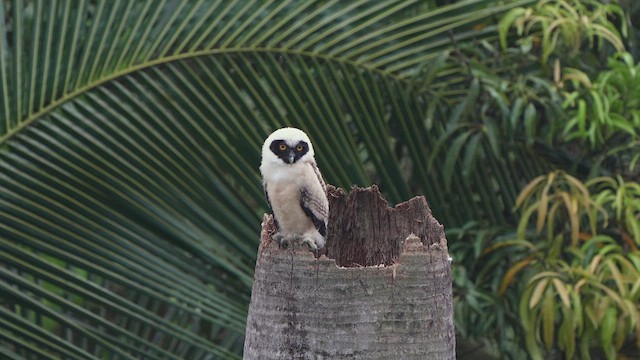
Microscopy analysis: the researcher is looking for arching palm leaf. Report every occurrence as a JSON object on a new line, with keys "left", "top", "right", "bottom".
{"left": 0, "top": 0, "right": 536, "bottom": 357}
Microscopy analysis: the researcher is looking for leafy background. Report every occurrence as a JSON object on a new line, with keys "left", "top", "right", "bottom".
{"left": 0, "top": 0, "right": 639, "bottom": 359}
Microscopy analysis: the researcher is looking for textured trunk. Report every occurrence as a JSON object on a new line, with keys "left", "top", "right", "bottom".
{"left": 243, "top": 186, "right": 455, "bottom": 359}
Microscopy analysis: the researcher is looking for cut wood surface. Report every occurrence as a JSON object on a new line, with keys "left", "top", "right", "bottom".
{"left": 243, "top": 186, "right": 455, "bottom": 359}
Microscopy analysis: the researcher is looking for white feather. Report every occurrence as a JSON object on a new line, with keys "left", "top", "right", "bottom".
{"left": 260, "top": 127, "right": 329, "bottom": 249}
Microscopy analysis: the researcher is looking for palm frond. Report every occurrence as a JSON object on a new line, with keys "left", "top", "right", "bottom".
{"left": 0, "top": 0, "right": 537, "bottom": 357}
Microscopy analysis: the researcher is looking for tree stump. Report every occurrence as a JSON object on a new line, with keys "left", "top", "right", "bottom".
{"left": 243, "top": 185, "right": 455, "bottom": 359}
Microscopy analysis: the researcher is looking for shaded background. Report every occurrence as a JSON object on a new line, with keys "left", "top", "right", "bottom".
{"left": 1, "top": 0, "right": 639, "bottom": 359}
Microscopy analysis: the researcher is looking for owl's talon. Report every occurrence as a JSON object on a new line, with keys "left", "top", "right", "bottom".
{"left": 273, "top": 233, "right": 289, "bottom": 248}
{"left": 300, "top": 237, "right": 318, "bottom": 251}
{"left": 273, "top": 232, "right": 323, "bottom": 252}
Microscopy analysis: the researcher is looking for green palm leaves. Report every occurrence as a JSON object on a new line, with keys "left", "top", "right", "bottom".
{"left": 0, "top": 0, "right": 536, "bottom": 358}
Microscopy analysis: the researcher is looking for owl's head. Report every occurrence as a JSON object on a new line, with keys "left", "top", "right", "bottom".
{"left": 261, "top": 127, "right": 315, "bottom": 166}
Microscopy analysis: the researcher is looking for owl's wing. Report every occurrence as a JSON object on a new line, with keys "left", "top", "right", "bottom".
{"left": 311, "top": 159, "right": 327, "bottom": 193}
{"left": 264, "top": 184, "right": 279, "bottom": 229}
{"left": 300, "top": 162, "right": 329, "bottom": 237}
{"left": 263, "top": 183, "right": 272, "bottom": 210}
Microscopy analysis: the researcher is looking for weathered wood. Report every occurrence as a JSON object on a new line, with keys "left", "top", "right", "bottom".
{"left": 243, "top": 186, "right": 455, "bottom": 359}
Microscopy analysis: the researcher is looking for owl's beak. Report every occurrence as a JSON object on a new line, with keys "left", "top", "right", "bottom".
{"left": 284, "top": 149, "right": 296, "bottom": 164}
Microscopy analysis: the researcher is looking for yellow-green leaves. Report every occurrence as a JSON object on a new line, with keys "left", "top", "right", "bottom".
{"left": 589, "top": 176, "right": 640, "bottom": 246}
{"left": 499, "top": 0, "right": 626, "bottom": 64}
{"left": 519, "top": 243, "right": 640, "bottom": 360}
{"left": 500, "top": 170, "right": 640, "bottom": 358}
{"left": 562, "top": 53, "right": 640, "bottom": 149}
{"left": 515, "top": 170, "right": 599, "bottom": 248}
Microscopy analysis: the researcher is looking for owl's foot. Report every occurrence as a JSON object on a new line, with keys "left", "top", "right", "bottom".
{"left": 301, "top": 233, "right": 325, "bottom": 251}
{"left": 273, "top": 233, "right": 302, "bottom": 249}
{"left": 273, "top": 233, "right": 324, "bottom": 251}
{"left": 300, "top": 237, "right": 318, "bottom": 251}
{"left": 272, "top": 233, "right": 288, "bottom": 248}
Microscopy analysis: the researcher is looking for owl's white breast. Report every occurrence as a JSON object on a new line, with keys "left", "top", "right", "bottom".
{"left": 262, "top": 162, "right": 319, "bottom": 235}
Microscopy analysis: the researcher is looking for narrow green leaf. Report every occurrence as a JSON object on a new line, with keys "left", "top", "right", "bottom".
{"left": 530, "top": 277, "right": 549, "bottom": 309}
{"left": 542, "top": 289, "right": 555, "bottom": 350}
{"left": 520, "top": 286, "right": 544, "bottom": 360}
{"left": 0, "top": 0, "right": 11, "bottom": 131}
{"left": 443, "top": 130, "right": 474, "bottom": 189}
{"left": 552, "top": 278, "right": 570, "bottom": 307}
{"left": 498, "top": 7, "right": 527, "bottom": 49}
{"left": 461, "top": 132, "right": 482, "bottom": 179}
{"left": 523, "top": 102, "right": 537, "bottom": 146}
{"left": 509, "top": 97, "right": 524, "bottom": 134}
{"left": 515, "top": 175, "right": 546, "bottom": 208}
{"left": 484, "top": 118, "right": 501, "bottom": 158}
{"left": 601, "top": 307, "right": 617, "bottom": 360}
{"left": 497, "top": 257, "right": 531, "bottom": 295}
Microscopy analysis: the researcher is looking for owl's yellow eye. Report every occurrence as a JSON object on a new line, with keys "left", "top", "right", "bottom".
{"left": 279, "top": 144, "right": 287, "bottom": 151}
{"left": 296, "top": 145, "right": 304, "bottom": 152}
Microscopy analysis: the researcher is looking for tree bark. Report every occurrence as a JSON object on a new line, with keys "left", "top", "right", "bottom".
{"left": 243, "top": 186, "right": 455, "bottom": 359}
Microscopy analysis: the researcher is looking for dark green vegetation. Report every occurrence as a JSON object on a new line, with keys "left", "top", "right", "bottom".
{"left": 0, "top": 0, "right": 638, "bottom": 359}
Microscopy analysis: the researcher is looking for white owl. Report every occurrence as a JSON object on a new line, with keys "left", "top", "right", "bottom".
{"left": 260, "top": 127, "right": 329, "bottom": 250}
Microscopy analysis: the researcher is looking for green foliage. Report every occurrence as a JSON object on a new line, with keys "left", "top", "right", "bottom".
{"left": 619, "top": 0, "right": 640, "bottom": 59}
{"left": 0, "top": 0, "right": 546, "bottom": 358}
{"left": 590, "top": 176, "right": 640, "bottom": 245}
{"left": 0, "top": 0, "right": 638, "bottom": 358}
{"left": 426, "top": 0, "right": 640, "bottom": 357}
{"left": 499, "top": 0, "right": 626, "bottom": 64}
{"left": 429, "top": 40, "right": 563, "bottom": 187}
{"left": 515, "top": 171, "right": 598, "bottom": 247}
{"left": 517, "top": 241, "right": 640, "bottom": 360}
{"left": 495, "top": 171, "right": 640, "bottom": 359}
{"left": 450, "top": 223, "right": 528, "bottom": 357}
{"left": 449, "top": 1, "right": 640, "bottom": 357}
{"left": 562, "top": 52, "right": 640, "bottom": 151}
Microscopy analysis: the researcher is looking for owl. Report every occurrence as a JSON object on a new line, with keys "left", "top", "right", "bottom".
{"left": 260, "top": 127, "right": 329, "bottom": 250}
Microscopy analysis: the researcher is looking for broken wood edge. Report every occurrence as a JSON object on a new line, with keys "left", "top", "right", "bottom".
{"left": 258, "top": 216, "right": 450, "bottom": 270}
{"left": 258, "top": 184, "right": 449, "bottom": 268}
{"left": 402, "top": 232, "right": 450, "bottom": 252}
{"left": 328, "top": 184, "right": 446, "bottom": 265}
